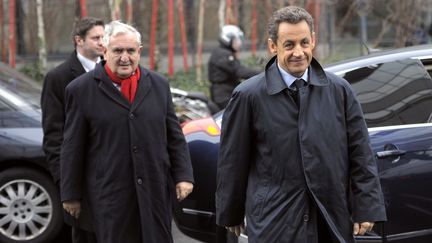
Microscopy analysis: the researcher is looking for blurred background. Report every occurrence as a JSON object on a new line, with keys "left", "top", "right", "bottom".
{"left": 1, "top": 0, "right": 432, "bottom": 94}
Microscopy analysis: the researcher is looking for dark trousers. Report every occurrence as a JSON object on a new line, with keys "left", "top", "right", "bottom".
{"left": 216, "top": 226, "right": 239, "bottom": 243}
{"left": 72, "top": 227, "right": 97, "bottom": 243}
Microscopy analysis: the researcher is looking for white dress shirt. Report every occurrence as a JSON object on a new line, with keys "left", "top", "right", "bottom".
{"left": 277, "top": 62, "right": 308, "bottom": 89}
{"left": 77, "top": 52, "right": 100, "bottom": 72}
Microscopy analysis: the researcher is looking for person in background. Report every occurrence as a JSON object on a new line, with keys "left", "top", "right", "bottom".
{"left": 216, "top": 6, "right": 387, "bottom": 243}
{"left": 41, "top": 16, "right": 105, "bottom": 243}
{"left": 208, "top": 25, "right": 260, "bottom": 112}
{"left": 60, "top": 20, "right": 194, "bottom": 243}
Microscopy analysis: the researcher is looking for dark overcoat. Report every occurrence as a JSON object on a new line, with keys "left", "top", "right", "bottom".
{"left": 216, "top": 56, "right": 387, "bottom": 243}
{"left": 208, "top": 41, "right": 259, "bottom": 109}
{"left": 41, "top": 51, "right": 93, "bottom": 230}
{"left": 41, "top": 51, "right": 85, "bottom": 184}
{"left": 60, "top": 63, "right": 194, "bottom": 243}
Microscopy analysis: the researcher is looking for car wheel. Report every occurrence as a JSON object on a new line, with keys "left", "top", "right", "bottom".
{"left": 0, "top": 167, "right": 63, "bottom": 243}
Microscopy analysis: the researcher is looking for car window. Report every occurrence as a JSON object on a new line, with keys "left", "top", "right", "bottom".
{"left": 0, "top": 98, "right": 13, "bottom": 112}
{"left": 0, "top": 63, "right": 42, "bottom": 110}
{"left": 338, "top": 59, "right": 432, "bottom": 127}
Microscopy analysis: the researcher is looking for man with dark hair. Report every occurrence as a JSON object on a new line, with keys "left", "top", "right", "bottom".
{"left": 41, "top": 16, "right": 105, "bottom": 243}
{"left": 216, "top": 6, "right": 387, "bottom": 243}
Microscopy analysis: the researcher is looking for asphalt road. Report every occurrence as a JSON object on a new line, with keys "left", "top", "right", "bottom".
{"left": 172, "top": 221, "right": 204, "bottom": 243}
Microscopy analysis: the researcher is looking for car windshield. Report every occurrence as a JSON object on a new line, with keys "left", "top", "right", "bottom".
{"left": 0, "top": 63, "right": 42, "bottom": 110}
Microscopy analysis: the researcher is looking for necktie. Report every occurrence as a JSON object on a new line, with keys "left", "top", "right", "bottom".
{"left": 290, "top": 79, "right": 305, "bottom": 107}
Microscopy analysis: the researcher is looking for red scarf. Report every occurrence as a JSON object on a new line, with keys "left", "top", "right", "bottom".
{"left": 104, "top": 65, "right": 140, "bottom": 103}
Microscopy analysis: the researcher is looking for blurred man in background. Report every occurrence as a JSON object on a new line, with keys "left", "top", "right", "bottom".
{"left": 41, "top": 16, "right": 105, "bottom": 243}
{"left": 208, "top": 25, "right": 260, "bottom": 112}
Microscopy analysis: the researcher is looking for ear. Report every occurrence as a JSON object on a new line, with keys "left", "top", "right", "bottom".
{"left": 311, "top": 32, "right": 316, "bottom": 50}
{"left": 267, "top": 38, "right": 277, "bottom": 54}
{"left": 74, "top": 35, "right": 83, "bottom": 46}
{"left": 103, "top": 48, "right": 108, "bottom": 61}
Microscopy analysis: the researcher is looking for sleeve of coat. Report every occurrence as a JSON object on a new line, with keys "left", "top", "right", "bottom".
{"left": 215, "top": 90, "right": 252, "bottom": 226}
{"left": 213, "top": 52, "right": 259, "bottom": 80}
{"left": 344, "top": 83, "right": 387, "bottom": 223}
{"left": 41, "top": 72, "right": 64, "bottom": 185}
{"left": 234, "top": 63, "right": 260, "bottom": 80}
{"left": 60, "top": 84, "right": 87, "bottom": 202}
{"left": 166, "top": 86, "right": 194, "bottom": 184}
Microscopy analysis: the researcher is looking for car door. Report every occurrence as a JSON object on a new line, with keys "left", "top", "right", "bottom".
{"left": 339, "top": 58, "right": 432, "bottom": 242}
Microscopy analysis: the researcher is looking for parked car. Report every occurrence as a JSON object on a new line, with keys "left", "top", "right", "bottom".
{"left": 171, "top": 88, "right": 216, "bottom": 123}
{"left": 174, "top": 44, "right": 432, "bottom": 243}
{"left": 0, "top": 62, "right": 63, "bottom": 243}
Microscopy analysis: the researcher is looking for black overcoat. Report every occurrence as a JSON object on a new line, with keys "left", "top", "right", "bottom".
{"left": 60, "top": 63, "right": 194, "bottom": 243}
{"left": 208, "top": 42, "right": 259, "bottom": 109}
{"left": 216, "top": 56, "right": 387, "bottom": 243}
{"left": 41, "top": 51, "right": 85, "bottom": 184}
{"left": 41, "top": 51, "right": 93, "bottom": 230}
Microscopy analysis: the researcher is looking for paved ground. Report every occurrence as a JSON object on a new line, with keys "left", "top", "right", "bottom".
{"left": 172, "top": 220, "right": 204, "bottom": 243}
{"left": 52, "top": 220, "right": 204, "bottom": 243}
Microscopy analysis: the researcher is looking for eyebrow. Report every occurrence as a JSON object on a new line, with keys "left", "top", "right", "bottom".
{"left": 112, "top": 47, "right": 137, "bottom": 51}
{"left": 282, "top": 37, "right": 310, "bottom": 45}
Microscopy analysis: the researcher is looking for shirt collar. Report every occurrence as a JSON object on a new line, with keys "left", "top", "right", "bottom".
{"left": 277, "top": 61, "right": 308, "bottom": 88}
{"left": 77, "top": 52, "right": 100, "bottom": 72}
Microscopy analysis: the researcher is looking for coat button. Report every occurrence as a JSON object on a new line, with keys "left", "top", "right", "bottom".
{"left": 137, "top": 178, "right": 142, "bottom": 185}
{"left": 303, "top": 214, "right": 309, "bottom": 222}
{"left": 132, "top": 146, "right": 138, "bottom": 153}
{"left": 129, "top": 113, "right": 135, "bottom": 120}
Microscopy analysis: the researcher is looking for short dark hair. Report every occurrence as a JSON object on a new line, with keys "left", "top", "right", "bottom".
{"left": 72, "top": 17, "right": 105, "bottom": 47}
{"left": 268, "top": 6, "right": 314, "bottom": 43}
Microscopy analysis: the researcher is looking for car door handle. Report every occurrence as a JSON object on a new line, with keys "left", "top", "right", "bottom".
{"left": 376, "top": 150, "right": 406, "bottom": 159}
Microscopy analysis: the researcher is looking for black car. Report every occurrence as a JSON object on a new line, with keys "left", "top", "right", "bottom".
{"left": 174, "top": 44, "right": 432, "bottom": 243}
{"left": 0, "top": 62, "right": 63, "bottom": 243}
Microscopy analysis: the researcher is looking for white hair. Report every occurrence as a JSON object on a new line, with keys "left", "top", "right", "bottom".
{"left": 103, "top": 21, "right": 142, "bottom": 47}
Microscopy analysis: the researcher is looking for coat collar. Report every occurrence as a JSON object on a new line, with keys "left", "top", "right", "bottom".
{"left": 265, "top": 55, "right": 329, "bottom": 95}
{"left": 69, "top": 50, "right": 86, "bottom": 77}
{"left": 93, "top": 62, "right": 152, "bottom": 111}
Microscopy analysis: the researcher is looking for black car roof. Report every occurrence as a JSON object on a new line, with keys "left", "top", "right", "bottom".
{"left": 324, "top": 44, "right": 432, "bottom": 74}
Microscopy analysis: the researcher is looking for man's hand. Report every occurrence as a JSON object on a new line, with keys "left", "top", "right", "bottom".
{"left": 63, "top": 200, "right": 81, "bottom": 219}
{"left": 225, "top": 222, "right": 245, "bottom": 237}
{"left": 353, "top": 222, "right": 374, "bottom": 235}
{"left": 176, "top": 182, "right": 193, "bottom": 201}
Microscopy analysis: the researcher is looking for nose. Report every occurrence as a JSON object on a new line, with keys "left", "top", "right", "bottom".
{"left": 97, "top": 37, "right": 104, "bottom": 45}
{"left": 292, "top": 45, "right": 303, "bottom": 57}
{"left": 120, "top": 52, "right": 129, "bottom": 62}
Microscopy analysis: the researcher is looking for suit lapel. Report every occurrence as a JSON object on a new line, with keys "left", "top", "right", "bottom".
{"left": 131, "top": 67, "right": 152, "bottom": 112}
{"left": 69, "top": 51, "right": 86, "bottom": 78}
{"left": 94, "top": 64, "right": 130, "bottom": 109}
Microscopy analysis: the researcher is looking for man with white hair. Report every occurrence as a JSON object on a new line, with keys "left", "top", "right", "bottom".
{"left": 60, "top": 21, "right": 194, "bottom": 243}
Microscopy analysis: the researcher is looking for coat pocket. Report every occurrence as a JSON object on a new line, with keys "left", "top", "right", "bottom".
{"left": 247, "top": 182, "right": 269, "bottom": 218}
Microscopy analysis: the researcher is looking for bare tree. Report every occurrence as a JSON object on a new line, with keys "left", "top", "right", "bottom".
{"left": 184, "top": 0, "right": 196, "bottom": 66}
{"left": 218, "top": 0, "right": 225, "bottom": 31}
{"left": 126, "top": 0, "right": 133, "bottom": 24}
{"left": 0, "top": 0, "right": 5, "bottom": 62}
{"left": 196, "top": 0, "right": 205, "bottom": 84}
{"left": 109, "top": 0, "right": 122, "bottom": 20}
{"left": 36, "top": 0, "right": 47, "bottom": 71}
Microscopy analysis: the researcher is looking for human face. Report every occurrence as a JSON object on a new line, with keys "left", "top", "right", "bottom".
{"left": 268, "top": 20, "right": 315, "bottom": 77}
{"left": 104, "top": 32, "right": 142, "bottom": 79}
{"left": 75, "top": 26, "right": 105, "bottom": 61}
{"left": 231, "top": 38, "right": 242, "bottom": 52}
